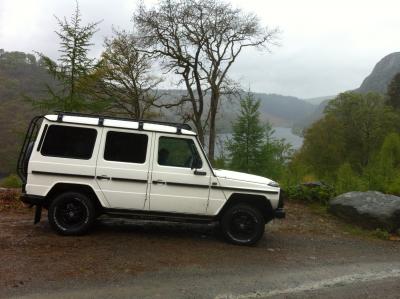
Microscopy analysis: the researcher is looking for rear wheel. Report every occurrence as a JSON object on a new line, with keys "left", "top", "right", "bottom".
{"left": 48, "top": 192, "right": 95, "bottom": 235}
{"left": 220, "top": 203, "right": 265, "bottom": 245}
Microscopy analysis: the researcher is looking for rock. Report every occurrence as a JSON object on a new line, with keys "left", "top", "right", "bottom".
{"left": 329, "top": 191, "right": 400, "bottom": 232}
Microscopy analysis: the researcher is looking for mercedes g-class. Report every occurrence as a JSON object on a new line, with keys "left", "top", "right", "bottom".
{"left": 17, "top": 112, "right": 285, "bottom": 245}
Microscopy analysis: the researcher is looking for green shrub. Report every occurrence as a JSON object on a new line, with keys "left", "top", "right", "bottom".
{"left": 286, "top": 183, "right": 335, "bottom": 205}
{"left": 372, "top": 228, "right": 390, "bottom": 240}
{"left": 335, "top": 163, "right": 366, "bottom": 194}
{"left": 0, "top": 174, "right": 22, "bottom": 188}
{"left": 385, "top": 174, "right": 400, "bottom": 196}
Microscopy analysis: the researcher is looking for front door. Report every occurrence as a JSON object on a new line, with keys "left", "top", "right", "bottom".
{"left": 149, "top": 134, "right": 211, "bottom": 214}
{"left": 96, "top": 129, "right": 152, "bottom": 210}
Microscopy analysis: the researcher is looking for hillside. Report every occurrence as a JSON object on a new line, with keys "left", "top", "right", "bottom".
{"left": 357, "top": 52, "right": 400, "bottom": 93}
{"left": 295, "top": 52, "right": 400, "bottom": 131}
{"left": 0, "top": 50, "right": 52, "bottom": 177}
{"left": 0, "top": 50, "right": 316, "bottom": 175}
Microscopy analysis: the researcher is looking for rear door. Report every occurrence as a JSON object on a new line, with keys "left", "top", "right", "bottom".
{"left": 148, "top": 133, "right": 211, "bottom": 214}
{"left": 95, "top": 128, "right": 152, "bottom": 210}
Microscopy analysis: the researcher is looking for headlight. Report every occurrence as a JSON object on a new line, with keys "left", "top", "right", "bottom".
{"left": 268, "top": 181, "right": 280, "bottom": 188}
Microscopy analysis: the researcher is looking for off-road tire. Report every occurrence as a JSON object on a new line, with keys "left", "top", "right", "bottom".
{"left": 220, "top": 203, "right": 265, "bottom": 246}
{"left": 48, "top": 192, "right": 96, "bottom": 236}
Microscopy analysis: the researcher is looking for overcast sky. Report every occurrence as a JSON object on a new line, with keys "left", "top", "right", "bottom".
{"left": 1, "top": 0, "right": 399, "bottom": 98}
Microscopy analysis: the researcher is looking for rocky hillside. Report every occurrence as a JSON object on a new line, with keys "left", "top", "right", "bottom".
{"left": 357, "top": 52, "right": 400, "bottom": 93}
{"left": 295, "top": 52, "right": 400, "bottom": 131}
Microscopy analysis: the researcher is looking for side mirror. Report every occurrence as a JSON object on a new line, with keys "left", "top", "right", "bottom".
{"left": 190, "top": 156, "right": 202, "bottom": 170}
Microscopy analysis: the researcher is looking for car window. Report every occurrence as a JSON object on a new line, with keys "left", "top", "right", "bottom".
{"left": 104, "top": 131, "right": 148, "bottom": 163}
{"left": 158, "top": 137, "right": 202, "bottom": 168}
{"left": 41, "top": 125, "right": 97, "bottom": 159}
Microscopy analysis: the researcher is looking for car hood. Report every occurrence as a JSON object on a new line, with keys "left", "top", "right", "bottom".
{"left": 213, "top": 169, "right": 274, "bottom": 186}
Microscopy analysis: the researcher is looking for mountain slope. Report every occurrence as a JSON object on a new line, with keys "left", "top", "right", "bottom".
{"left": 357, "top": 52, "right": 400, "bottom": 93}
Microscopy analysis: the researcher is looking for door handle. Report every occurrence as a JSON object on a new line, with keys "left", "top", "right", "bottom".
{"left": 194, "top": 170, "right": 207, "bottom": 176}
{"left": 153, "top": 179, "right": 166, "bottom": 185}
{"left": 97, "top": 175, "right": 111, "bottom": 180}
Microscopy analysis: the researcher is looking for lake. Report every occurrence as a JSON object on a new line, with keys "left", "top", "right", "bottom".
{"left": 214, "top": 127, "right": 304, "bottom": 156}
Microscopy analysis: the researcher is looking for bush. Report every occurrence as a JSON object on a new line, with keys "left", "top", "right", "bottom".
{"left": 335, "top": 163, "right": 366, "bottom": 194}
{"left": 0, "top": 174, "right": 22, "bottom": 188}
{"left": 372, "top": 228, "right": 390, "bottom": 240}
{"left": 286, "top": 182, "right": 335, "bottom": 205}
{"left": 386, "top": 175, "right": 400, "bottom": 196}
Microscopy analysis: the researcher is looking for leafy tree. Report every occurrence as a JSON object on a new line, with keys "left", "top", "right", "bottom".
{"left": 387, "top": 73, "right": 400, "bottom": 110}
{"left": 89, "top": 29, "right": 164, "bottom": 119}
{"left": 296, "top": 92, "right": 400, "bottom": 183}
{"left": 366, "top": 133, "right": 400, "bottom": 193}
{"left": 335, "top": 163, "right": 365, "bottom": 194}
{"left": 289, "top": 91, "right": 400, "bottom": 198}
{"left": 295, "top": 114, "right": 346, "bottom": 180}
{"left": 227, "top": 94, "right": 265, "bottom": 173}
{"left": 135, "top": 0, "right": 278, "bottom": 161}
{"left": 325, "top": 92, "right": 399, "bottom": 168}
{"left": 35, "top": 3, "right": 100, "bottom": 111}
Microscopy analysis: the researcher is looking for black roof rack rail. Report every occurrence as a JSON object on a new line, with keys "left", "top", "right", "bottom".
{"left": 53, "top": 111, "right": 192, "bottom": 131}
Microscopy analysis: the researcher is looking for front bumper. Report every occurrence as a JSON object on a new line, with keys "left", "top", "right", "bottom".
{"left": 274, "top": 208, "right": 286, "bottom": 219}
{"left": 20, "top": 193, "right": 45, "bottom": 206}
{"left": 273, "top": 188, "right": 286, "bottom": 219}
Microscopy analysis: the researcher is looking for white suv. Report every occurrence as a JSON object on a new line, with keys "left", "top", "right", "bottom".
{"left": 18, "top": 113, "right": 285, "bottom": 245}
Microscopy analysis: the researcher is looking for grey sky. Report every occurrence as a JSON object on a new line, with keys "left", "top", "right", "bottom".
{"left": 1, "top": 0, "right": 399, "bottom": 98}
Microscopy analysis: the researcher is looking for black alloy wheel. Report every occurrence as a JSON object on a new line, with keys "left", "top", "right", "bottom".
{"left": 48, "top": 192, "right": 95, "bottom": 235}
{"left": 221, "top": 203, "right": 265, "bottom": 245}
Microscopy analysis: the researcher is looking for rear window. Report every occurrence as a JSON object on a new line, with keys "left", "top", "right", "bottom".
{"left": 41, "top": 125, "right": 97, "bottom": 159}
{"left": 104, "top": 131, "right": 148, "bottom": 163}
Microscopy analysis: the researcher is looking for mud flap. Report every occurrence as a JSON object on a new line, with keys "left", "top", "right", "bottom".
{"left": 34, "top": 205, "right": 42, "bottom": 224}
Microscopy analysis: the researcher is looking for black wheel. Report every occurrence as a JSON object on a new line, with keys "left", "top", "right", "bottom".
{"left": 220, "top": 204, "right": 265, "bottom": 245}
{"left": 48, "top": 192, "right": 95, "bottom": 235}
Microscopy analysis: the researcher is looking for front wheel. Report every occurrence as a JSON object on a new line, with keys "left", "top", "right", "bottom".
{"left": 48, "top": 192, "right": 96, "bottom": 235}
{"left": 220, "top": 204, "right": 265, "bottom": 246}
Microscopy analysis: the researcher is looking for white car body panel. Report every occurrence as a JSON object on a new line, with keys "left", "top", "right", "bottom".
{"left": 26, "top": 120, "right": 110, "bottom": 207}
{"left": 148, "top": 133, "right": 211, "bottom": 214}
{"left": 95, "top": 128, "right": 153, "bottom": 210}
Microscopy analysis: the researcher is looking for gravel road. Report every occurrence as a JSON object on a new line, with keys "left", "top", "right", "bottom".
{"left": 1, "top": 202, "right": 399, "bottom": 298}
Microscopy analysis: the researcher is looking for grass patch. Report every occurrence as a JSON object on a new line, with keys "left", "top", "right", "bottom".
{"left": 342, "top": 223, "right": 390, "bottom": 240}
{"left": 308, "top": 202, "right": 329, "bottom": 216}
{"left": 0, "top": 188, "right": 23, "bottom": 211}
{"left": 0, "top": 174, "right": 22, "bottom": 188}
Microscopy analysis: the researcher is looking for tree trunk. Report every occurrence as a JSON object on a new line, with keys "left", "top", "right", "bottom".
{"left": 208, "top": 89, "right": 219, "bottom": 163}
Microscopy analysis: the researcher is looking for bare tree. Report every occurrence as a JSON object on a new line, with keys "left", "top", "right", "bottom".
{"left": 135, "top": 0, "right": 278, "bottom": 161}
{"left": 93, "top": 29, "right": 164, "bottom": 119}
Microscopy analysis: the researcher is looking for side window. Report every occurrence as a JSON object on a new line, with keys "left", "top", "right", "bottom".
{"left": 104, "top": 131, "right": 148, "bottom": 163}
{"left": 158, "top": 137, "right": 202, "bottom": 168}
{"left": 41, "top": 125, "right": 97, "bottom": 159}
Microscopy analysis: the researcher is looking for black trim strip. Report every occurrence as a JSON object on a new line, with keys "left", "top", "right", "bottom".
{"left": 112, "top": 177, "right": 147, "bottom": 183}
{"left": 196, "top": 136, "right": 216, "bottom": 177}
{"left": 36, "top": 124, "right": 48, "bottom": 151}
{"left": 166, "top": 181, "right": 210, "bottom": 188}
{"left": 211, "top": 185, "right": 279, "bottom": 194}
{"left": 104, "top": 208, "right": 216, "bottom": 223}
{"left": 32, "top": 170, "right": 95, "bottom": 179}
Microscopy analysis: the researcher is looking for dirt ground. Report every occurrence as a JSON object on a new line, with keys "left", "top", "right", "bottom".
{"left": 1, "top": 194, "right": 400, "bottom": 298}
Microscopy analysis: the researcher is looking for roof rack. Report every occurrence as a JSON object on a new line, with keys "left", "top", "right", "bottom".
{"left": 54, "top": 111, "right": 192, "bottom": 131}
